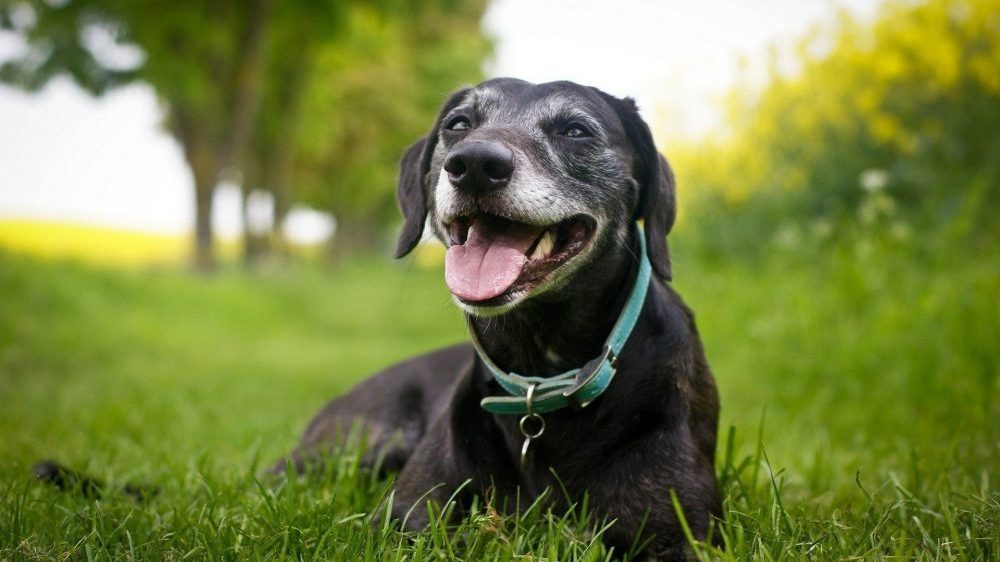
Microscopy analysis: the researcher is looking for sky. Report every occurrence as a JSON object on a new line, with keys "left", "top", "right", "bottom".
{"left": 0, "top": 0, "right": 882, "bottom": 238}
{"left": 484, "top": 0, "right": 880, "bottom": 135}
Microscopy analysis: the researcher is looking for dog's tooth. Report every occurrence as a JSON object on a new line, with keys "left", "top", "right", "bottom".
{"left": 532, "top": 230, "right": 555, "bottom": 260}
{"left": 542, "top": 230, "right": 556, "bottom": 257}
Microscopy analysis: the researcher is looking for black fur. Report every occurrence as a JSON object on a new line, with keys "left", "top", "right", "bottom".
{"left": 33, "top": 460, "right": 157, "bottom": 502}
{"left": 600, "top": 92, "right": 678, "bottom": 281}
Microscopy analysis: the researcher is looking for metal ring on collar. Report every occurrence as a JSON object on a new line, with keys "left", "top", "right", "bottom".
{"left": 519, "top": 413, "right": 545, "bottom": 439}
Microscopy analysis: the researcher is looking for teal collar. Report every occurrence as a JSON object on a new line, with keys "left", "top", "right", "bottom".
{"left": 472, "top": 223, "right": 652, "bottom": 415}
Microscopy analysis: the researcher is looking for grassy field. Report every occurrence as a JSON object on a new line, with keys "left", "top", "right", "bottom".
{"left": 0, "top": 224, "right": 997, "bottom": 560}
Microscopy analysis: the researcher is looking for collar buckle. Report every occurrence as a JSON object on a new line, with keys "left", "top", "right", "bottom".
{"left": 562, "top": 346, "right": 617, "bottom": 410}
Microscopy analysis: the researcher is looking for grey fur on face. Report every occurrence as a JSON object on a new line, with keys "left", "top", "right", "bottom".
{"left": 426, "top": 80, "right": 641, "bottom": 313}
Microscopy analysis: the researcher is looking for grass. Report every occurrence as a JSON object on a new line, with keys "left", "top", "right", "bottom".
{"left": 0, "top": 222, "right": 997, "bottom": 560}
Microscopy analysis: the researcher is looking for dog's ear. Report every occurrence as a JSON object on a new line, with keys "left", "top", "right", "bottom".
{"left": 394, "top": 138, "right": 429, "bottom": 258}
{"left": 642, "top": 152, "right": 678, "bottom": 281}
{"left": 394, "top": 87, "right": 472, "bottom": 258}
{"left": 601, "top": 94, "right": 677, "bottom": 281}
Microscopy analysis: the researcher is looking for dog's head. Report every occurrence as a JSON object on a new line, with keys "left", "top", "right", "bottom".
{"left": 395, "top": 78, "right": 676, "bottom": 316}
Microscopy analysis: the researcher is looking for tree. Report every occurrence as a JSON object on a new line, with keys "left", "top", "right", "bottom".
{"left": 283, "top": 2, "right": 490, "bottom": 257}
{"left": 0, "top": 1, "right": 490, "bottom": 267}
{"left": 1, "top": 1, "right": 294, "bottom": 268}
{"left": 241, "top": 0, "right": 489, "bottom": 261}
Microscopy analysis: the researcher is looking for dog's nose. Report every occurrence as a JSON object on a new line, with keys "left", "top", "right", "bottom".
{"left": 443, "top": 140, "right": 514, "bottom": 192}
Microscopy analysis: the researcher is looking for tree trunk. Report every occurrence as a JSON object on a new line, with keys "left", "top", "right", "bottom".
{"left": 157, "top": 0, "right": 275, "bottom": 272}
{"left": 267, "top": 49, "right": 315, "bottom": 257}
{"left": 240, "top": 181, "right": 270, "bottom": 265}
{"left": 193, "top": 174, "right": 215, "bottom": 271}
{"left": 225, "top": 0, "right": 274, "bottom": 266}
{"left": 220, "top": 0, "right": 273, "bottom": 174}
{"left": 174, "top": 107, "right": 220, "bottom": 272}
{"left": 328, "top": 213, "right": 384, "bottom": 262}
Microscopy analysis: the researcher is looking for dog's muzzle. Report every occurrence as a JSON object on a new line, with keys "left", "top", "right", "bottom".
{"left": 438, "top": 138, "right": 597, "bottom": 306}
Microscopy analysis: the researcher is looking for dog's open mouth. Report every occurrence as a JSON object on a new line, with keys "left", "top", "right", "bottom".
{"left": 443, "top": 214, "right": 595, "bottom": 304}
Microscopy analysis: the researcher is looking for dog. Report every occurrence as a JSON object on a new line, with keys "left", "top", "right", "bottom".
{"left": 272, "top": 78, "right": 722, "bottom": 559}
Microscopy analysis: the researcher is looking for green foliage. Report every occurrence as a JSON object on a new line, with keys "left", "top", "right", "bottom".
{"left": 672, "top": 0, "right": 999, "bottom": 259}
{"left": 290, "top": 2, "right": 489, "bottom": 226}
{"left": 0, "top": 0, "right": 138, "bottom": 93}
{"left": 1, "top": 0, "right": 283, "bottom": 151}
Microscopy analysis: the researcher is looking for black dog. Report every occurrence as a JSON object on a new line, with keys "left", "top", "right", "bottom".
{"left": 274, "top": 78, "right": 722, "bottom": 559}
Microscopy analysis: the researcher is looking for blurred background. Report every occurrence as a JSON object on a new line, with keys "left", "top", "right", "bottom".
{"left": 0, "top": 0, "right": 996, "bottom": 531}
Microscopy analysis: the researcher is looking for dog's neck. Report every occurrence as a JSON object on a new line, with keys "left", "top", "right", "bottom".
{"left": 470, "top": 235, "right": 641, "bottom": 377}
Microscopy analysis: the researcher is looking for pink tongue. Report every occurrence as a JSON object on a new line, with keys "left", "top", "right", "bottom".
{"left": 445, "top": 220, "right": 542, "bottom": 301}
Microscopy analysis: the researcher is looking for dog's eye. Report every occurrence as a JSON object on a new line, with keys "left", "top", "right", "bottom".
{"left": 445, "top": 116, "right": 471, "bottom": 132}
{"left": 560, "top": 123, "right": 592, "bottom": 138}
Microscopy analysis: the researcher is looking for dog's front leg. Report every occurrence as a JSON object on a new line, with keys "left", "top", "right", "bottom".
{"left": 579, "top": 429, "right": 721, "bottom": 561}
{"left": 385, "top": 374, "right": 520, "bottom": 530}
{"left": 384, "top": 419, "right": 469, "bottom": 530}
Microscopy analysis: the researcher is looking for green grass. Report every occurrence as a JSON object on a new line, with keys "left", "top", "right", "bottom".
{"left": 0, "top": 231, "right": 997, "bottom": 560}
